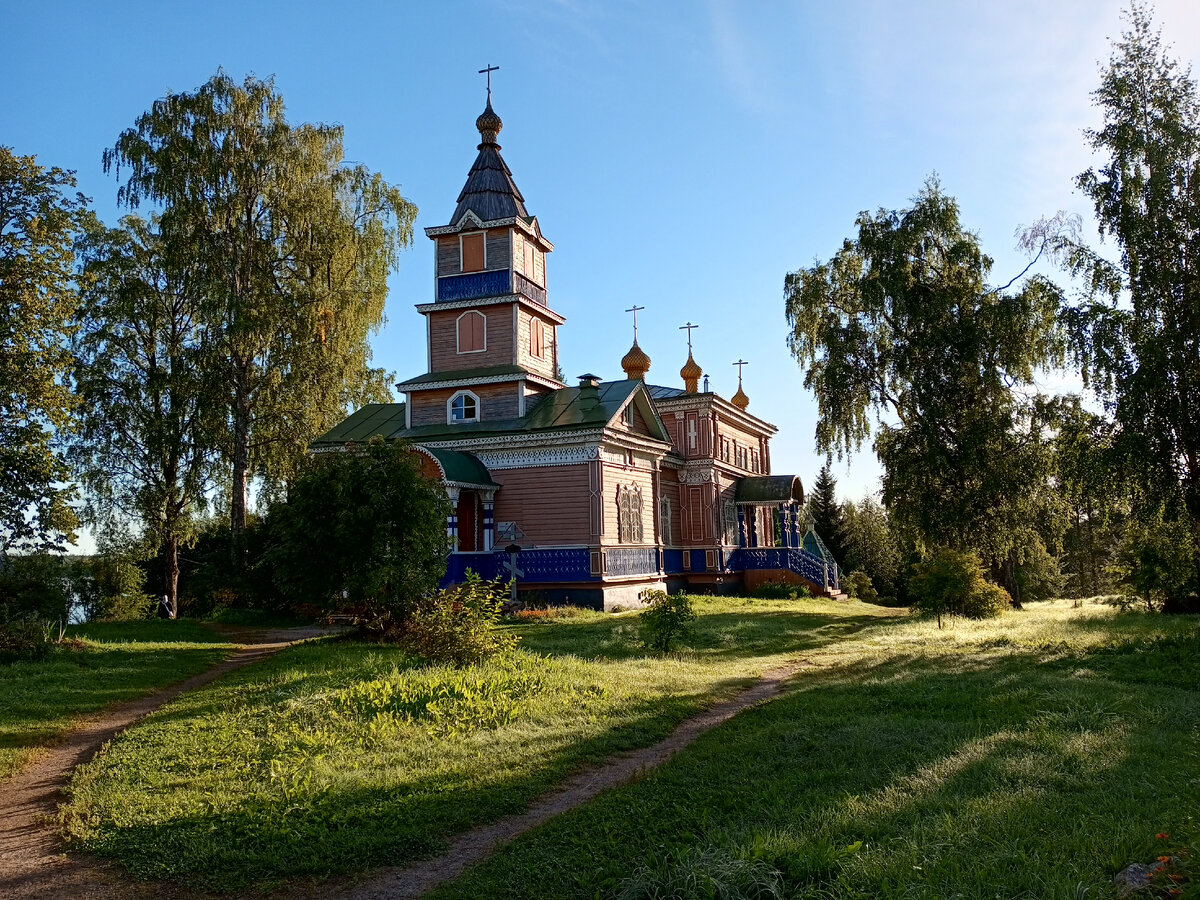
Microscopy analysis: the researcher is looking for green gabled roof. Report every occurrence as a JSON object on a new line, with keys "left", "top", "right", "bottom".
{"left": 314, "top": 380, "right": 672, "bottom": 450}
{"left": 420, "top": 447, "right": 498, "bottom": 487}
{"left": 396, "top": 364, "right": 534, "bottom": 390}
{"left": 735, "top": 475, "right": 804, "bottom": 505}
{"left": 310, "top": 403, "right": 407, "bottom": 447}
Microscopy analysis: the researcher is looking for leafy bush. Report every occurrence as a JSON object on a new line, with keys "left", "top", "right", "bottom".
{"left": 1114, "top": 516, "right": 1197, "bottom": 612}
{"left": 266, "top": 436, "right": 451, "bottom": 623}
{"left": 910, "top": 548, "right": 1012, "bottom": 625}
{"left": 845, "top": 570, "right": 878, "bottom": 603}
{"left": 387, "top": 571, "right": 518, "bottom": 666}
{"left": 640, "top": 590, "right": 696, "bottom": 651}
{"left": 0, "top": 608, "right": 52, "bottom": 661}
{"left": 752, "top": 580, "right": 812, "bottom": 600}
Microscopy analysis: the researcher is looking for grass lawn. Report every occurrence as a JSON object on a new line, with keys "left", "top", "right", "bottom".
{"left": 60, "top": 596, "right": 898, "bottom": 890}
{"left": 0, "top": 620, "right": 235, "bottom": 781}
{"left": 431, "top": 600, "right": 1200, "bottom": 900}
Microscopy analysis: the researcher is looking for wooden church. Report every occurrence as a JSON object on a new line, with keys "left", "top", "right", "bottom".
{"left": 313, "top": 91, "right": 842, "bottom": 609}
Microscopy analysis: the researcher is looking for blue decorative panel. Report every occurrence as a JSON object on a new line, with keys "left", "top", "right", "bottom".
{"left": 437, "top": 270, "right": 511, "bottom": 302}
{"left": 606, "top": 548, "right": 658, "bottom": 577}
{"left": 662, "top": 549, "right": 685, "bottom": 575}
{"left": 441, "top": 548, "right": 596, "bottom": 587}
{"left": 689, "top": 549, "right": 707, "bottom": 573}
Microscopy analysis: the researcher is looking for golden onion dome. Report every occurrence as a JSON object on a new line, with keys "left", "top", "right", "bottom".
{"left": 621, "top": 340, "right": 652, "bottom": 380}
{"left": 731, "top": 383, "right": 750, "bottom": 410}
{"left": 476, "top": 101, "right": 503, "bottom": 145}
{"left": 680, "top": 351, "right": 703, "bottom": 393}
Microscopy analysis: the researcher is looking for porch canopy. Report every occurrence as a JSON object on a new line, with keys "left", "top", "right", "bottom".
{"left": 734, "top": 474, "right": 804, "bottom": 506}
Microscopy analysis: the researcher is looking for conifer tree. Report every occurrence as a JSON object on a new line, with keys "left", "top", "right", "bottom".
{"left": 806, "top": 463, "right": 846, "bottom": 563}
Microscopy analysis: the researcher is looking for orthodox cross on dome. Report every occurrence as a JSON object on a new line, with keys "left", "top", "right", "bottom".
{"left": 679, "top": 321, "right": 699, "bottom": 354}
{"left": 679, "top": 322, "right": 703, "bottom": 393}
{"left": 731, "top": 359, "right": 750, "bottom": 410}
{"left": 478, "top": 64, "right": 500, "bottom": 103}
{"left": 625, "top": 305, "right": 645, "bottom": 342}
{"left": 621, "top": 306, "right": 650, "bottom": 380}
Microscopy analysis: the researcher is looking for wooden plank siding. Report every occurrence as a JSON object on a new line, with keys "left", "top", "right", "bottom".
{"left": 660, "top": 476, "right": 681, "bottom": 546}
{"left": 515, "top": 308, "right": 558, "bottom": 381}
{"left": 427, "top": 304, "right": 516, "bottom": 371}
{"left": 408, "top": 382, "right": 520, "bottom": 426}
{"left": 485, "top": 229, "right": 511, "bottom": 270}
{"left": 436, "top": 237, "right": 458, "bottom": 277}
{"left": 491, "top": 464, "right": 590, "bottom": 545}
{"left": 600, "top": 461, "right": 656, "bottom": 547}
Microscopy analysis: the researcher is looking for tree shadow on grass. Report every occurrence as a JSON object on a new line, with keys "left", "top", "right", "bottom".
{"left": 427, "top": 634, "right": 1200, "bottom": 900}
{"left": 64, "top": 683, "right": 753, "bottom": 893}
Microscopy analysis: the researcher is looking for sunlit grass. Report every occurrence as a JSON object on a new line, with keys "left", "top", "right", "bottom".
{"left": 0, "top": 620, "right": 235, "bottom": 781}
{"left": 60, "top": 595, "right": 900, "bottom": 889}
{"left": 431, "top": 599, "right": 1200, "bottom": 900}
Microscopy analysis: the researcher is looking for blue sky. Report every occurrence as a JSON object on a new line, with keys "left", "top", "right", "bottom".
{"left": 4, "top": 0, "right": 1199, "bottom": 521}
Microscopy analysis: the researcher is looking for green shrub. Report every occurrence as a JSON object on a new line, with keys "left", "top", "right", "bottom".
{"left": 0, "top": 608, "right": 52, "bottom": 661}
{"left": 1114, "top": 516, "right": 1197, "bottom": 612}
{"left": 752, "top": 580, "right": 812, "bottom": 600}
{"left": 910, "top": 548, "right": 1012, "bottom": 625}
{"left": 845, "top": 570, "right": 878, "bottom": 603}
{"left": 639, "top": 590, "right": 696, "bottom": 651}
{"left": 389, "top": 571, "right": 519, "bottom": 666}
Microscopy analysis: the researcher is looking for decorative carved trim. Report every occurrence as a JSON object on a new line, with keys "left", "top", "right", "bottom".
{"left": 399, "top": 373, "right": 523, "bottom": 391}
{"left": 423, "top": 428, "right": 606, "bottom": 453}
{"left": 414, "top": 294, "right": 566, "bottom": 325}
{"left": 474, "top": 443, "right": 600, "bottom": 469}
{"left": 681, "top": 468, "right": 713, "bottom": 484}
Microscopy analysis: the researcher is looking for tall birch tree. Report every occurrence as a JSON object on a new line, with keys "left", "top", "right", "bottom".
{"left": 72, "top": 216, "right": 216, "bottom": 613}
{"left": 103, "top": 71, "right": 417, "bottom": 543}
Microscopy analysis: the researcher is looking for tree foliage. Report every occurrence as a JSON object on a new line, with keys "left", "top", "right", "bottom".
{"left": 0, "top": 148, "right": 89, "bottom": 553}
{"left": 839, "top": 496, "right": 901, "bottom": 601}
{"left": 785, "top": 179, "right": 1064, "bottom": 578}
{"left": 265, "top": 437, "right": 450, "bottom": 623}
{"left": 804, "top": 463, "right": 846, "bottom": 563}
{"left": 72, "top": 216, "right": 216, "bottom": 612}
{"left": 103, "top": 71, "right": 418, "bottom": 539}
{"left": 1046, "top": 4, "right": 1200, "bottom": 594}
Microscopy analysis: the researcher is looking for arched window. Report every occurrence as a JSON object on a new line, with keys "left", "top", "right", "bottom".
{"left": 457, "top": 311, "right": 486, "bottom": 353}
{"left": 617, "top": 484, "right": 644, "bottom": 544}
{"left": 448, "top": 390, "right": 479, "bottom": 424}
{"left": 530, "top": 317, "right": 546, "bottom": 359}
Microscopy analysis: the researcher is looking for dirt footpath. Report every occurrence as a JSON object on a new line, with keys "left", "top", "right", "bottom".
{"left": 0, "top": 625, "right": 341, "bottom": 900}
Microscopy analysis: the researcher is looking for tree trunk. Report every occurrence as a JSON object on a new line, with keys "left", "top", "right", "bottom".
{"left": 1005, "top": 551, "right": 1023, "bottom": 610}
{"left": 165, "top": 534, "right": 180, "bottom": 618}
{"left": 230, "top": 379, "right": 252, "bottom": 563}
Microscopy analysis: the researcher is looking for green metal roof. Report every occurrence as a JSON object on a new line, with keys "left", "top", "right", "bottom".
{"left": 735, "top": 475, "right": 804, "bottom": 505}
{"left": 309, "top": 403, "right": 407, "bottom": 447}
{"left": 396, "top": 364, "right": 533, "bottom": 390}
{"left": 419, "top": 447, "right": 498, "bottom": 487}
{"left": 312, "top": 380, "right": 672, "bottom": 450}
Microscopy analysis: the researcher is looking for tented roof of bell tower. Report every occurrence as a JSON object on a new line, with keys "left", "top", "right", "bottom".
{"left": 450, "top": 100, "right": 529, "bottom": 224}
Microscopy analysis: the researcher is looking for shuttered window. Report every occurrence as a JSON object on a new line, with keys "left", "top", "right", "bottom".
{"left": 530, "top": 318, "right": 545, "bottom": 359}
{"left": 461, "top": 233, "right": 485, "bottom": 272}
{"left": 457, "top": 311, "right": 485, "bottom": 353}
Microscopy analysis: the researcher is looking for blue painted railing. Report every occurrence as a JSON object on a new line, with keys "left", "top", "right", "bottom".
{"left": 437, "top": 270, "right": 511, "bottom": 302}
{"left": 727, "top": 546, "right": 840, "bottom": 591}
{"left": 441, "top": 547, "right": 595, "bottom": 588}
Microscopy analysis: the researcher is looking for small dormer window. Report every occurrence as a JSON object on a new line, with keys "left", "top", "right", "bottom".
{"left": 623, "top": 404, "right": 635, "bottom": 426}
{"left": 448, "top": 390, "right": 479, "bottom": 424}
{"left": 461, "top": 233, "right": 485, "bottom": 272}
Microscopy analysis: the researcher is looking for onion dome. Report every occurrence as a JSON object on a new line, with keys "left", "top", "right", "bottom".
{"left": 476, "top": 100, "right": 503, "bottom": 146}
{"left": 680, "top": 351, "right": 703, "bottom": 393}
{"left": 731, "top": 382, "right": 750, "bottom": 410}
{"left": 621, "top": 340, "right": 652, "bottom": 380}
